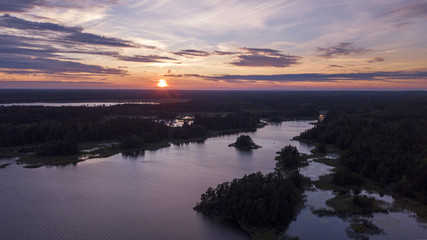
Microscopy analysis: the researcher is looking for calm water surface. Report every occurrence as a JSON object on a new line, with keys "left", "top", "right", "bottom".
{"left": 1, "top": 121, "right": 426, "bottom": 240}
{"left": 0, "top": 121, "right": 311, "bottom": 240}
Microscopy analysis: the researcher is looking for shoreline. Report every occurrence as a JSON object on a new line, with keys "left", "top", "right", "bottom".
{"left": 1, "top": 127, "right": 262, "bottom": 169}
{"left": 292, "top": 137, "right": 427, "bottom": 223}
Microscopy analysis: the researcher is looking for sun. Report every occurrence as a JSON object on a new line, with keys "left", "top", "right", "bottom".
{"left": 157, "top": 79, "right": 168, "bottom": 88}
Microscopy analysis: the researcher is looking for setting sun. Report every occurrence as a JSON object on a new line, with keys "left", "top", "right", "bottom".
{"left": 157, "top": 79, "right": 168, "bottom": 88}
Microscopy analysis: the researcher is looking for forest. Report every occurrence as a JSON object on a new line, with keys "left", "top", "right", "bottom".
{"left": 2, "top": 90, "right": 425, "bottom": 124}
{"left": 194, "top": 171, "right": 304, "bottom": 230}
{"left": 0, "top": 114, "right": 260, "bottom": 156}
{"left": 1, "top": 90, "right": 426, "bottom": 172}
{"left": 297, "top": 99, "right": 427, "bottom": 204}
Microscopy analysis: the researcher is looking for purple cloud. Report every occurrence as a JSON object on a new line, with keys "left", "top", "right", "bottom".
{"left": 65, "top": 32, "right": 138, "bottom": 48}
{"left": 0, "top": 33, "right": 172, "bottom": 66}
{"left": 171, "top": 49, "right": 211, "bottom": 57}
{"left": 0, "top": 14, "right": 174, "bottom": 75}
{"left": 116, "top": 55, "right": 176, "bottom": 63}
{"left": 317, "top": 43, "right": 371, "bottom": 58}
{"left": 0, "top": 80, "right": 112, "bottom": 89}
{"left": 0, "top": 14, "right": 82, "bottom": 32}
{"left": 167, "top": 71, "right": 427, "bottom": 83}
{"left": 0, "top": 14, "right": 140, "bottom": 48}
{"left": 240, "top": 47, "right": 283, "bottom": 56}
{"left": 230, "top": 55, "right": 300, "bottom": 67}
{"left": 169, "top": 47, "right": 300, "bottom": 67}
{"left": 0, "top": 0, "right": 118, "bottom": 13}
{"left": 0, "top": 55, "right": 125, "bottom": 75}
{"left": 328, "top": 64, "right": 344, "bottom": 68}
{"left": 367, "top": 57, "right": 385, "bottom": 63}
{"left": 212, "top": 50, "right": 238, "bottom": 55}
{"left": 231, "top": 47, "right": 301, "bottom": 67}
{"left": 380, "top": 2, "right": 427, "bottom": 21}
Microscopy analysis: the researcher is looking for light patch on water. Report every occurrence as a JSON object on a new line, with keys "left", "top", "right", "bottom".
{"left": 299, "top": 160, "right": 333, "bottom": 181}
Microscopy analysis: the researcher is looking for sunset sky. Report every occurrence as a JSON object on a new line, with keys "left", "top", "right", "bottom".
{"left": 0, "top": 0, "right": 426, "bottom": 90}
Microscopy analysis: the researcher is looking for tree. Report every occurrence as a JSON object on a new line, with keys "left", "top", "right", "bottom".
{"left": 228, "top": 135, "right": 261, "bottom": 150}
{"left": 275, "top": 145, "right": 305, "bottom": 169}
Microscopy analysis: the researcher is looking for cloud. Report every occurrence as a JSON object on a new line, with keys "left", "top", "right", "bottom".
{"left": 171, "top": 49, "right": 211, "bottom": 57}
{"left": 169, "top": 46, "right": 300, "bottom": 67}
{"left": 239, "top": 47, "right": 284, "bottom": 56}
{"left": 317, "top": 42, "right": 371, "bottom": 58}
{"left": 0, "top": 34, "right": 173, "bottom": 66}
{"left": 0, "top": 34, "right": 59, "bottom": 57}
{"left": 380, "top": 1, "right": 427, "bottom": 21}
{"left": 0, "top": 80, "right": 112, "bottom": 89}
{"left": 0, "top": 14, "right": 82, "bottom": 31}
{"left": 168, "top": 71, "right": 427, "bottom": 83}
{"left": 367, "top": 57, "right": 385, "bottom": 63}
{"left": 0, "top": 14, "right": 140, "bottom": 47}
{"left": 0, "top": 0, "right": 45, "bottom": 13}
{"left": 230, "top": 55, "right": 300, "bottom": 67}
{"left": 0, "top": 0, "right": 118, "bottom": 13}
{"left": 115, "top": 55, "right": 176, "bottom": 63}
{"left": 213, "top": 51, "right": 238, "bottom": 55}
{"left": 164, "top": 74, "right": 203, "bottom": 78}
{"left": 170, "top": 49, "right": 237, "bottom": 58}
{"left": 0, "top": 33, "right": 126, "bottom": 75}
{"left": 0, "top": 55, "right": 125, "bottom": 75}
{"left": 396, "top": 22, "right": 414, "bottom": 28}
{"left": 65, "top": 32, "right": 138, "bottom": 48}
{"left": 328, "top": 65, "right": 344, "bottom": 68}
{"left": 230, "top": 47, "right": 300, "bottom": 67}
{"left": 0, "top": 14, "right": 173, "bottom": 75}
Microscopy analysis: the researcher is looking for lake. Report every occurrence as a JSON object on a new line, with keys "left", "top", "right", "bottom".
{"left": 0, "top": 121, "right": 426, "bottom": 239}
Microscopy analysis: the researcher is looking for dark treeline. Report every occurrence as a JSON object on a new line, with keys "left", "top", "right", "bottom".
{"left": 2, "top": 90, "right": 426, "bottom": 125}
{"left": 0, "top": 114, "right": 260, "bottom": 156}
{"left": 1, "top": 90, "right": 426, "bottom": 160}
{"left": 298, "top": 100, "right": 427, "bottom": 203}
{"left": 194, "top": 171, "right": 304, "bottom": 229}
{"left": 193, "top": 114, "right": 260, "bottom": 130}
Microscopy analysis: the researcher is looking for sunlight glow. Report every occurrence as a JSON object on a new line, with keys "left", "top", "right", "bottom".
{"left": 157, "top": 79, "right": 168, "bottom": 88}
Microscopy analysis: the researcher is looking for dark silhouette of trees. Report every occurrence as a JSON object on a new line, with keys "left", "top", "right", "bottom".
{"left": 192, "top": 114, "right": 260, "bottom": 131}
{"left": 333, "top": 167, "right": 363, "bottom": 186}
{"left": 194, "top": 171, "right": 304, "bottom": 229}
{"left": 229, "top": 135, "right": 261, "bottom": 150}
{"left": 0, "top": 110, "right": 261, "bottom": 156}
{"left": 298, "top": 102, "right": 427, "bottom": 203}
{"left": 37, "top": 139, "right": 78, "bottom": 156}
{"left": 275, "top": 145, "right": 306, "bottom": 169}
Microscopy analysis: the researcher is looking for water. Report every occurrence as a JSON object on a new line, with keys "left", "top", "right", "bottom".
{"left": 1, "top": 121, "right": 426, "bottom": 240}
{"left": 0, "top": 102, "right": 159, "bottom": 107}
{"left": 0, "top": 121, "right": 311, "bottom": 240}
{"left": 289, "top": 155, "right": 427, "bottom": 240}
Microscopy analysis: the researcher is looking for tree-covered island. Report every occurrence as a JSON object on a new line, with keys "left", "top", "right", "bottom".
{"left": 228, "top": 135, "right": 261, "bottom": 150}
{"left": 274, "top": 145, "right": 308, "bottom": 169}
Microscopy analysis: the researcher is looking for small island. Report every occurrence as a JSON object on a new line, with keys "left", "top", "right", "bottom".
{"left": 275, "top": 145, "right": 308, "bottom": 169}
{"left": 194, "top": 171, "right": 304, "bottom": 239}
{"left": 228, "top": 135, "right": 261, "bottom": 150}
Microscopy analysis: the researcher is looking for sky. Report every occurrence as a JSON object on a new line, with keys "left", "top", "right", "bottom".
{"left": 0, "top": 0, "right": 426, "bottom": 90}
